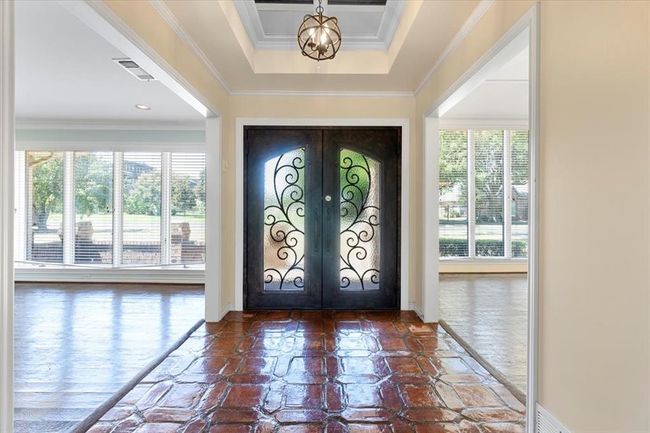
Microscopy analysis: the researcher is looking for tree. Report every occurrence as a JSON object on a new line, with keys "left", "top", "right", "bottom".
{"left": 511, "top": 130, "right": 529, "bottom": 185}
{"left": 30, "top": 153, "right": 63, "bottom": 231}
{"left": 125, "top": 171, "right": 161, "bottom": 216}
{"left": 475, "top": 131, "right": 505, "bottom": 223}
{"left": 74, "top": 154, "right": 113, "bottom": 217}
{"left": 439, "top": 130, "right": 468, "bottom": 200}
{"left": 171, "top": 175, "right": 197, "bottom": 215}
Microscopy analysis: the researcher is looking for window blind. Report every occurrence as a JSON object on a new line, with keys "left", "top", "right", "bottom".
{"left": 474, "top": 130, "right": 505, "bottom": 257}
{"left": 26, "top": 151, "right": 64, "bottom": 263}
{"left": 122, "top": 153, "right": 162, "bottom": 265}
{"left": 74, "top": 152, "right": 113, "bottom": 264}
{"left": 170, "top": 153, "right": 206, "bottom": 265}
{"left": 439, "top": 130, "right": 469, "bottom": 257}
{"left": 510, "top": 130, "right": 529, "bottom": 258}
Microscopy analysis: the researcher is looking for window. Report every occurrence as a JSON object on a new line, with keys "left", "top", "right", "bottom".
{"left": 439, "top": 131, "right": 468, "bottom": 257}
{"left": 74, "top": 152, "right": 113, "bottom": 264}
{"left": 170, "top": 153, "right": 206, "bottom": 264}
{"left": 439, "top": 129, "right": 529, "bottom": 259}
{"left": 16, "top": 150, "right": 207, "bottom": 269}
{"left": 123, "top": 153, "right": 162, "bottom": 265}
{"left": 26, "top": 152, "right": 64, "bottom": 263}
{"left": 474, "top": 130, "right": 504, "bottom": 257}
{"left": 511, "top": 130, "right": 529, "bottom": 257}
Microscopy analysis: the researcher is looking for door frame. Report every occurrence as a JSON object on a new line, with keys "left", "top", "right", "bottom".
{"left": 236, "top": 118, "right": 410, "bottom": 311}
{"left": 421, "top": 5, "right": 539, "bottom": 432}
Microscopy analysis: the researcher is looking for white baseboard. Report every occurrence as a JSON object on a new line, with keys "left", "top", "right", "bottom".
{"left": 408, "top": 302, "right": 424, "bottom": 321}
{"left": 537, "top": 404, "right": 571, "bottom": 433}
{"left": 215, "top": 304, "right": 234, "bottom": 323}
{"left": 15, "top": 267, "right": 205, "bottom": 284}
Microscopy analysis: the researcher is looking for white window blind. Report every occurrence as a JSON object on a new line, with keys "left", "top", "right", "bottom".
{"left": 474, "top": 130, "right": 505, "bottom": 257}
{"left": 170, "top": 153, "right": 206, "bottom": 265}
{"left": 74, "top": 152, "right": 113, "bottom": 264}
{"left": 26, "top": 151, "right": 64, "bottom": 263}
{"left": 123, "top": 153, "right": 162, "bottom": 265}
{"left": 438, "top": 130, "right": 469, "bottom": 257}
{"left": 439, "top": 129, "right": 529, "bottom": 259}
{"left": 511, "top": 130, "right": 529, "bottom": 258}
{"left": 15, "top": 150, "right": 207, "bottom": 269}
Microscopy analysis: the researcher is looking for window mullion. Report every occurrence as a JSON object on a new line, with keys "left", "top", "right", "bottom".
{"left": 504, "top": 130, "right": 512, "bottom": 258}
{"left": 62, "top": 152, "right": 75, "bottom": 265}
{"left": 467, "top": 130, "right": 476, "bottom": 258}
{"left": 14, "top": 151, "right": 25, "bottom": 261}
{"left": 161, "top": 152, "right": 171, "bottom": 266}
{"left": 24, "top": 153, "right": 33, "bottom": 261}
{"left": 113, "top": 152, "right": 123, "bottom": 266}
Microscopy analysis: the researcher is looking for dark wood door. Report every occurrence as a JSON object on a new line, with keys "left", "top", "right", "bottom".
{"left": 244, "top": 126, "right": 400, "bottom": 310}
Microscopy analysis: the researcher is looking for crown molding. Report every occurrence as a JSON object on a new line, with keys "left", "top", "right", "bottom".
{"left": 148, "top": 0, "right": 231, "bottom": 94}
{"left": 230, "top": 89, "right": 414, "bottom": 98}
{"left": 15, "top": 118, "right": 205, "bottom": 131}
{"left": 415, "top": 0, "right": 494, "bottom": 96}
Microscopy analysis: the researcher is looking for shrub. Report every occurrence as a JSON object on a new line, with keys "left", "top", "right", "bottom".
{"left": 439, "top": 238, "right": 527, "bottom": 258}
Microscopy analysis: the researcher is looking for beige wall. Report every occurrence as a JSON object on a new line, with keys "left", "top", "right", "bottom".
{"left": 222, "top": 96, "right": 418, "bottom": 308}
{"left": 417, "top": 1, "right": 650, "bottom": 432}
{"left": 538, "top": 2, "right": 648, "bottom": 431}
{"left": 103, "top": 2, "right": 650, "bottom": 431}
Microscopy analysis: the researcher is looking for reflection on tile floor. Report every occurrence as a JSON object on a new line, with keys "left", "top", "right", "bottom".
{"left": 14, "top": 283, "right": 204, "bottom": 433}
{"left": 88, "top": 311, "right": 525, "bottom": 433}
{"left": 440, "top": 274, "right": 528, "bottom": 393}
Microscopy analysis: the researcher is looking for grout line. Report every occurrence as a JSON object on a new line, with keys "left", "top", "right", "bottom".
{"left": 67, "top": 319, "right": 205, "bottom": 433}
{"left": 439, "top": 319, "right": 526, "bottom": 404}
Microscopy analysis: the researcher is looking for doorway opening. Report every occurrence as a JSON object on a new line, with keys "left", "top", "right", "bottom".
{"left": 421, "top": 6, "right": 539, "bottom": 431}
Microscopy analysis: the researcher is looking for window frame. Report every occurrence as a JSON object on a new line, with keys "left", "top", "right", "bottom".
{"left": 15, "top": 149, "right": 206, "bottom": 270}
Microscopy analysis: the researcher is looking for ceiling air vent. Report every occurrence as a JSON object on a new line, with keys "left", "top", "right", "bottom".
{"left": 113, "top": 58, "right": 155, "bottom": 81}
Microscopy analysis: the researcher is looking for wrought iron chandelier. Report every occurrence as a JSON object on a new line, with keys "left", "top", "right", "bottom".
{"left": 297, "top": 0, "right": 342, "bottom": 61}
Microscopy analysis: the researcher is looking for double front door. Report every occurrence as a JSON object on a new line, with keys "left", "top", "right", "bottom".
{"left": 244, "top": 126, "right": 400, "bottom": 310}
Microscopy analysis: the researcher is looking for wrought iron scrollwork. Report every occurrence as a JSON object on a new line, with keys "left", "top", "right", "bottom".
{"left": 339, "top": 149, "right": 380, "bottom": 291}
{"left": 263, "top": 148, "right": 306, "bottom": 291}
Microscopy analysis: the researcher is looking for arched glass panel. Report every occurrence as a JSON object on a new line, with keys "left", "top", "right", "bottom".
{"left": 263, "top": 148, "right": 306, "bottom": 291}
{"left": 339, "top": 149, "right": 381, "bottom": 291}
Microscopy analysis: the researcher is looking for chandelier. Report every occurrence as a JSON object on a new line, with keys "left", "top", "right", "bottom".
{"left": 297, "top": 0, "right": 342, "bottom": 61}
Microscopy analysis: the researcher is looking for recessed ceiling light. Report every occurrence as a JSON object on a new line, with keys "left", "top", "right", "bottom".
{"left": 135, "top": 104, "right": 151, "bottom": 111}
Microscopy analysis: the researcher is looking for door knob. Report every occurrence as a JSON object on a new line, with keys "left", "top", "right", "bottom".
{"left": 324, "top": 195, "right": 332, "bottom": 202}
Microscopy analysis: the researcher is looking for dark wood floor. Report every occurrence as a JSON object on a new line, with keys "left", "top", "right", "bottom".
{"left": 440, "top": 273, "right": 528, "bottom": 394}
{"left": 14, "top": 282, "right": 204, "bottom": 433}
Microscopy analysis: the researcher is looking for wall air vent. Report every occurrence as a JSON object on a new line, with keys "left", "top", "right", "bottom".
{"left": 537, "top": 405, "right": 571, "bottom": 433}
{"left": 113, "top": 58, "right": 155, "bottom": 81}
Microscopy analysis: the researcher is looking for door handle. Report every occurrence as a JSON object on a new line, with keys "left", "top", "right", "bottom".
{"left": 324, "top": 195, "right": 332, "bottom": 202}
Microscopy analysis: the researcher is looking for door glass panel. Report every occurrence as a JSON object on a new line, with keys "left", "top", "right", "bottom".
{"left": 339, "top": 149, "right": 380, "bottom": 291}
{"left": 74, "top": 152, "right": 113, "bottom": 264}
{"left": 263, "top": 148, "right": 305, "bottom": 291}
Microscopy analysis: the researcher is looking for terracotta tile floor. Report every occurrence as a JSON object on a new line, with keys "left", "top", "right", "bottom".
{"left": 88, "top": 311, "right": 525, "bottom": 433}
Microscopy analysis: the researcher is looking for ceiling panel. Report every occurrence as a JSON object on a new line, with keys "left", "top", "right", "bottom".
{"left": 255, "top": 0, "right": 387, "bottom": 4}
{"left": 15, "top": 1, "right": 204, "bottom": 123}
